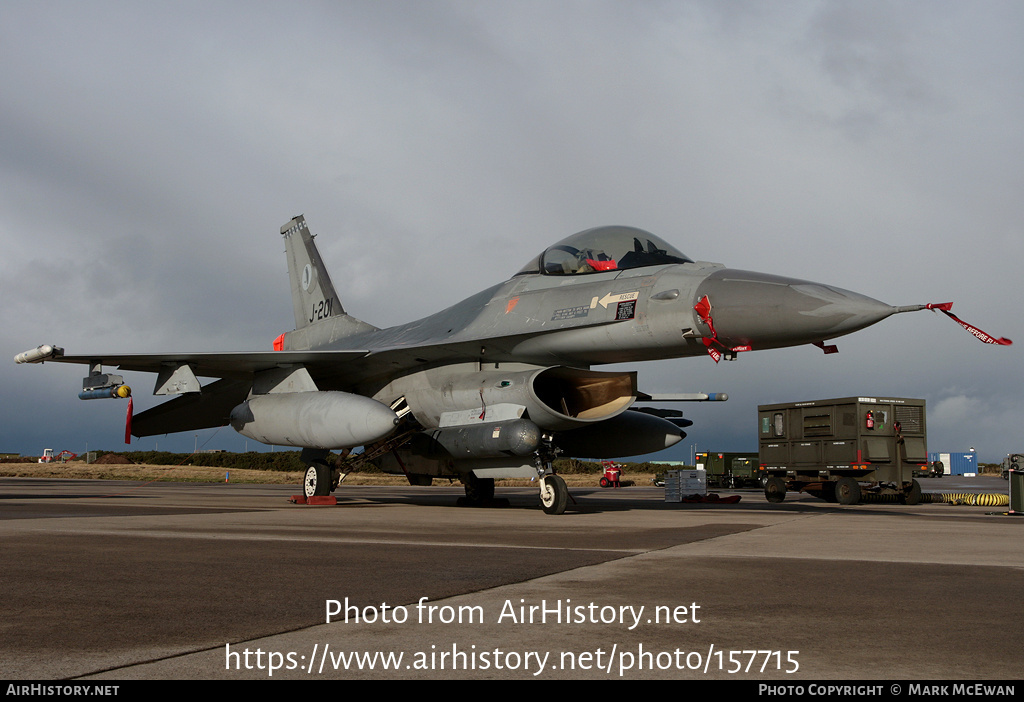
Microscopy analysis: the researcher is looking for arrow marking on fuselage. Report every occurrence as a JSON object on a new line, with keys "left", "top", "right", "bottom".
{"left": 591, "top": 291, "right": 640, "bottom": 309}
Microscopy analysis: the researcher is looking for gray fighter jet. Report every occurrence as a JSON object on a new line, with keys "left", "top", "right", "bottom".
{"left": 17, "top": 216, "right": 1002, "bottom": 513}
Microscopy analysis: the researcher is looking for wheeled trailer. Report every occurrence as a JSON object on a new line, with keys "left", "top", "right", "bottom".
{"left": 696, "top": 451, "right": 760, "bottom": 488}
{"left": 758, "top": 396, "right": 928, "bottom": 505}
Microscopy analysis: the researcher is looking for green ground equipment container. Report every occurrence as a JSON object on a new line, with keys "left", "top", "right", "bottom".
{"left": 695, "top": 451, "right": 761, "bottom": 488}
{"left": 758, "top": 396, "right": 928, "bottom": 505}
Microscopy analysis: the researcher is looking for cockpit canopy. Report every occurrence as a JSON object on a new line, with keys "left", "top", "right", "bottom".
{"left": 516, "top": 226, "right": 693, "bottom": 277}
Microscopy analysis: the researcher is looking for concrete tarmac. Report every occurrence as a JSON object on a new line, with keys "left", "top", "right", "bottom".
{"left": 1, "top": 476, "right": 1020, "bottom": 680}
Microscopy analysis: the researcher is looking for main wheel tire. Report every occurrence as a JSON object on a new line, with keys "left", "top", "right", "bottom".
{"left": 764, "top": 476, "right": 787, "bottom": 503}
{"left": 540, "top": 474, "right": 568, "bottom": 515}
{"left": 463, "top": 475, "right": 495, "bottom": 502}
{"left": 303, "top": 462, "right": 332, "bottom": 498}
{"left": 834, "top": 477, "right": 861, "bottom": 506}
{"left": 599, "top": 476, "right": 610, "bottom": 488}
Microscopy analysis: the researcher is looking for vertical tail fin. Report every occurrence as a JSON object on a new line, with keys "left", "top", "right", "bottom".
{"left": 281, "top": 215, "right": 344, "bottom": 330}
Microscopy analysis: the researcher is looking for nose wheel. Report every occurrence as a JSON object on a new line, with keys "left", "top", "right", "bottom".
{"left": 539, "top": 474, "right": 568, "bottom": 515}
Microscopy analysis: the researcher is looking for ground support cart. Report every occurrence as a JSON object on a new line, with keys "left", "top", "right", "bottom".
{"left": 758, "top": 396, "right": 928, "bottom": 505}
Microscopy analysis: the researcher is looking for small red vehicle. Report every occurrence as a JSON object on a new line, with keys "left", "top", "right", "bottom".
{"left": 599, "top": 460, "right": 622, "bottom": 488}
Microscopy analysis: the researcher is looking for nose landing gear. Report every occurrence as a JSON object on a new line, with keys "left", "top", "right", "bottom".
{"left": 540, "top": 474, "right": 568, "bottom": 515}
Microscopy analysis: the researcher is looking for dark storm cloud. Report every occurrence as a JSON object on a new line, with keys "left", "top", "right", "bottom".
{"left": 2, "top": 1, "right": 1020, "bottom": 458}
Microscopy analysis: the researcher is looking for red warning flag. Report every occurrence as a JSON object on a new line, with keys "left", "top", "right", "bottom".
{"left": 927, "top": 303, "right": 1013, "bottom": 346}
{"left": 702, "top": 337, "right": 722, "bottom": 363}
{"left": 694, "top": 295, "right": 722, "bottom": 362}
{"left": 694, "top": 295, "right": 753, "bottom": 362}
{"left": 694, "top": 295, "right": 715, "bottom": 335}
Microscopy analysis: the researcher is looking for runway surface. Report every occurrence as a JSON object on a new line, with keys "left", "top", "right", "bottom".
{"left": 1, "top": 476, "right": 1020, "bottom": 680}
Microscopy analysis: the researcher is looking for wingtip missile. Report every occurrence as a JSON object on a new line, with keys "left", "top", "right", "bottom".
{"left": 15, "top": 345, "right": 64, "bottom": 364}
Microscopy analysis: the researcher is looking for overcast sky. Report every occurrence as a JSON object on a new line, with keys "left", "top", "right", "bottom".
{"left": 2, "top": 1, "right": 1020, "bottom": 463}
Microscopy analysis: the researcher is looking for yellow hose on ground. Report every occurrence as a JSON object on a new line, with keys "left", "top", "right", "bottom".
{"left": 858, "top": 492, "right": 1009, "bottom": 506}
{"left": 932, "top": 492, "right": 1009, "bottom": 506}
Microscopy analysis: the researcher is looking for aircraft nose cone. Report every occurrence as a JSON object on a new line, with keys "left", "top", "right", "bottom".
{"left": 693, "top": 269, "right": 897, "bottom": 349}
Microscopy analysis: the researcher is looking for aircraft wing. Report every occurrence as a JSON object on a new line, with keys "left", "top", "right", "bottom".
{"left": 17, "top": 318, "right": 655, "bottom": 440}
{"left": 18, "top": 320, "right": 625, "bottom": 392}
{"left": 24, "top": 350, "right": 370, "bottom": 379}
{"left": 17, "top": 348, "right": 373, "bottom": 438}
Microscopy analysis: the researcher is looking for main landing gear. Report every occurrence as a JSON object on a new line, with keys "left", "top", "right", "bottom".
{"left": 303, "top": 460, "right": 340, "bottom": 498}
{"left": 458, "top": 474, "right": 505, "bottom": 507}
{"left": 301, "top": 448, "right": 339, "bottom": 499}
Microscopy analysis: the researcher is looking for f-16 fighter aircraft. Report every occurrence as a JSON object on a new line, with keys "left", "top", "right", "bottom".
{"left": 16, "top": 216, "right": 1010, "bottom": 513}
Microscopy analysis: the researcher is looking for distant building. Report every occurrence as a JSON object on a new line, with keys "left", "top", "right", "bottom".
{"left": 929, "top": 452, "right": 978, "bottom": 475}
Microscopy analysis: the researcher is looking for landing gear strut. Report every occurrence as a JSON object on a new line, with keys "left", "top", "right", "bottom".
{"left": 533, "top": 439, "right": 569, "bottom": 515}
